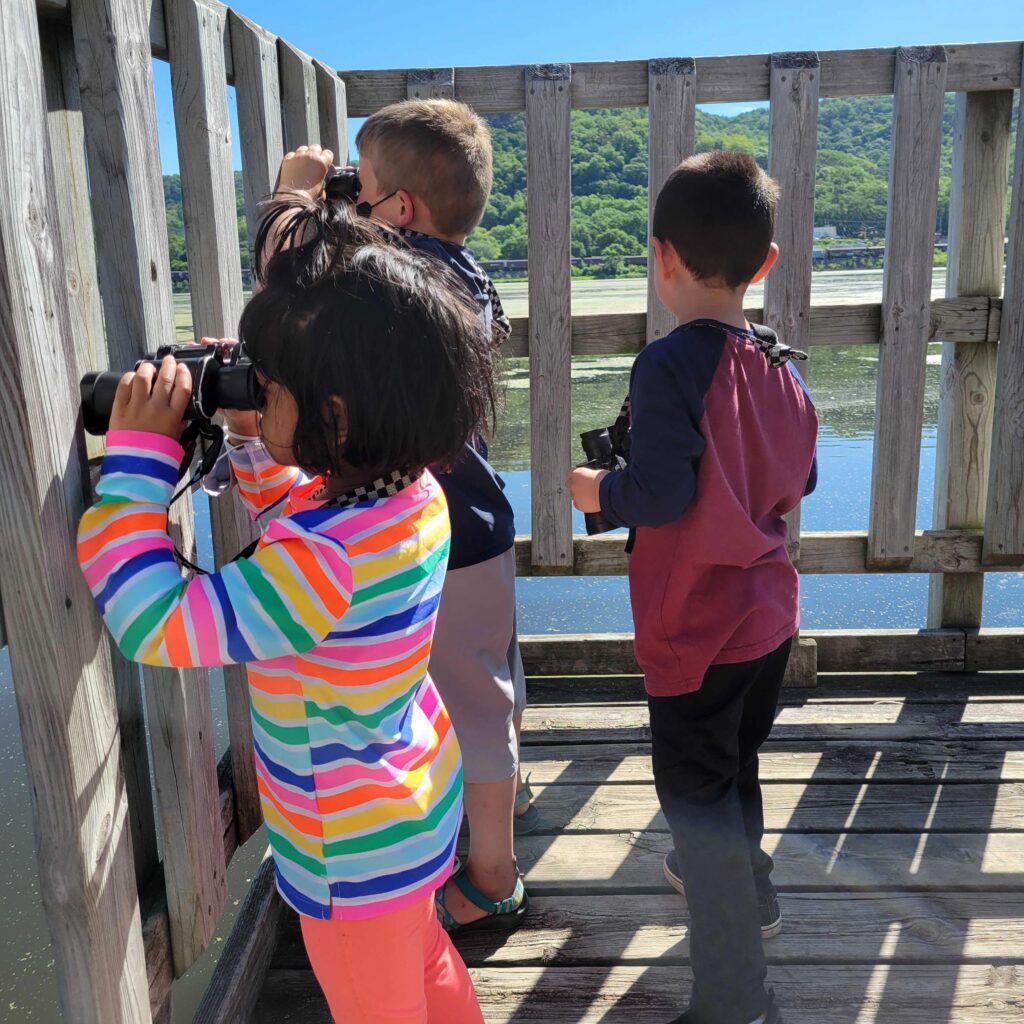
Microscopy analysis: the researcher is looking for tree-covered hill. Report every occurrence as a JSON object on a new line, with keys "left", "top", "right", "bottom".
{"left": 164, "top": 94, "right": 1014, "bottom": 276}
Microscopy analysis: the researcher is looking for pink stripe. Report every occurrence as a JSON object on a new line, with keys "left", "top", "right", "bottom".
{"left": 326, "top": 854, "right": 456, "bottom": 921}
{"left": 255, "top": 755, "right": 321, "bottom": 814}
{"left": 107, "top": 430, "right": 184, "bottom": 461}
{"left": 82, "top": 535, "right": 174, "bottom": 588}
{"left": 185, "top": 581, "right": 223, "bottom": 665}
{"left": 313, "top": 732, "right": 436, "bottom": 790}
{"left": 333, "top": 624, "right": 432, "bottom": 665}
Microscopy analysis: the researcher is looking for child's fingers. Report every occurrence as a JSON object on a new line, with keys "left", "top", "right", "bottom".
{"left": 131, "top": 361, "right": 157, "bottom": 403}
{"left": 153, "top": 355, "right": 178, "bottom": 402}
{"left": 169, "top": 363, "right": 193, "bottom": 418}
{"left": 112, "top": 371, "right": 136, "bottom": 418}
{"left": 319, "top": 149, "right": 333, "bottom": 167}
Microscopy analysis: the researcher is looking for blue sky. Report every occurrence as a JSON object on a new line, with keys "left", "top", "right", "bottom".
{"left": 153, "top": 0, "right": 1023, "bottom": 172}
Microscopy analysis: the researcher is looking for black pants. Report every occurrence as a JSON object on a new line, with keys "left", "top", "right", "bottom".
{"left": 648, "top": 637, "right": 792, "bottom": 1024}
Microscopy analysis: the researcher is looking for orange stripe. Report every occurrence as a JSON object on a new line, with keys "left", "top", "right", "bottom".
{"left": 162, "top": 606, "right": 192, "bottom": 665}
{"left": 294, "top": 640, "right": 431, "bottom": 688}
{"left": 257, "top": 776, "right": 324, "bottom": 837}
{"left": 78, "top": 511, "right": 167, "bottom": 562}
{"left": 345, "top": 508, "right": 420, "bottom": 557}
{"left": 277, "top": 540, "right": 350, "bottom": 619}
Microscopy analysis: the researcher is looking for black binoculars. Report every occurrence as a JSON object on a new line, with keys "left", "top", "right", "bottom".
{"left": 80, "top": 341, "right": 261, "bottom": 436}
{"left": 579, "top": 425, "right": 629, "bottom": 536}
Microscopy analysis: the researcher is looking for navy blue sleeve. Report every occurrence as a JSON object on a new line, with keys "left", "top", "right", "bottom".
{"left": 598, "top": 334, "right": 719, "bottom": 529}
{"left": 804, "top": 452, "right": 818, "bottom": 496}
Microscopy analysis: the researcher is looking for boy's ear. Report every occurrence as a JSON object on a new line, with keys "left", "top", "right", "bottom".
{"left": 652, "top": 237, "right": 679, "bottom": 282}
{"left": 395, "top": 189, "right": 417, "bottom": 229}
{"left": 750, "top": 242, "right": 780, "bottom": 284}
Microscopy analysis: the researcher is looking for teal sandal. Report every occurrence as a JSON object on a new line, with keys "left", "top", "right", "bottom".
{"left": 436, "top": 860, "right": 528, "bottom": 935}
{"left": 513, "top": 774, "right": 540, "bottom": 835}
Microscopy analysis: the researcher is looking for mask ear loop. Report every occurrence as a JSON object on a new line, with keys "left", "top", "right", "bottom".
{"left": 355, "top": 190, "right": 399, "bottom": 218}
{"left": 167, "top": 420, "right": 227, "bottom": 576}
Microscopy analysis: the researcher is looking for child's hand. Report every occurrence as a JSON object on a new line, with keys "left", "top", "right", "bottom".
{"left": 200, "top": 337, "right": 260, "bottom": 440}
{"left": 275, "top": 144, "right": 334, "bottom": 196}
{"left": 567, "top": 466, "right": 608, "bottom": 513}
{"left": 109, "top": 355, "right": 192, "bottom": 439}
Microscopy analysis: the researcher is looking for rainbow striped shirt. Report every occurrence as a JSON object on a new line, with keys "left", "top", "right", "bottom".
{"left": 78, "top": 430, "right": 462, "bottom": 920}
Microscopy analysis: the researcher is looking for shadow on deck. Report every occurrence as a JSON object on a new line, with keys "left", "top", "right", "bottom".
{"left": 249, "top": 674, "right": 1024, "bottom": 1023}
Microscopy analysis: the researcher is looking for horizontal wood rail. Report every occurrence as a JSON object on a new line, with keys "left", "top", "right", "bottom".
{"left": 519, "top": 628, "right": 1024, "bottom": 676}
{"left": 504, "top": 296, "right": 1001, "bottom": 358}
{"left": 514, "top": 530, "right": 1024, "bottom": 577}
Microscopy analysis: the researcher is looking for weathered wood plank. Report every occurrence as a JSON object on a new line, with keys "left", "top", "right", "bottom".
{"left": 0, "top": 2, "right": 151, "bottom": 1019}
{"left": 646, "top": 58, "right": 695, "bottom": 343}
{"left": 315, "top": 60, "right": 347, "bottom": 162}
{"left": 168, "top": 0, "right": 264, "bottom": 856}
{"left": 983, "top": 51, "right": 1024, "bottom": 567}
{"left": 520, "top": 696, "right": 1024, "bottom": 744}
{"left": 335, "top": 42, "right": 1023, "bottom": 114}
{"left": 228, "top": 11, "right": 284, "bottom": 269}
{"left": 505, "top": 781, "right": 1024, "bottom": 834}
{"left": 513, "top": 527, "right": 1024, "bottom": 577}
{"left": 868, "top": 46, "right": 949, "bottom": 567}
{"left": 270, "top": 890, "right": 1024, "bottom": 969}
{"left": 407, "top": 67, "right": 455, "bottom": 100}
{"left": 521, "top": 739, "right": 1024, "bottom": 784}
{"left": 526, "top": 64, "right": 573, "bottom": 571}
{"left": 256, "top": 963, "right": 1024, "bottom": 1023}
{"left": 929, "top": 91, "right": 1011, "bottom": 626}
{"left": 194, "top": 851, "right": 283, "bottom": 1024}
{"left": 965, "top": 629, "right": 1024, "bottom": 672}
{"left": 503, "top": 296, "right": 995, "bottom": 358}
{"left": 278, "top": 38, "right": 318, "bottom": 150}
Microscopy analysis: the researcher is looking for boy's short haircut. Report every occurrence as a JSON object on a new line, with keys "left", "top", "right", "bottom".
{"left": 356, "top": 99, "right": 493, "bottom": 238}
{"left": 653, "top": 151, "right": 780, "bottom": 289}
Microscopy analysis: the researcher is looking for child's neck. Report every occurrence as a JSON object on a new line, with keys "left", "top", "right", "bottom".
{"left": 667, "top": 282, "right": 751, "bottom": 333}
{"left": 405, "top": 216, "right": 466, "bottom": 247}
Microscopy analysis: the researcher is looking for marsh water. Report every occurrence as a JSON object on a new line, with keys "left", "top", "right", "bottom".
{"left": 2, "top": 268, "right": 1021, "bottom": 1021}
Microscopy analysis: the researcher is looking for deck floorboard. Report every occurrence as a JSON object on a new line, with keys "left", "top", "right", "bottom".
{"left": 253, "top": 681, "right": 1024, "bottom": 1022}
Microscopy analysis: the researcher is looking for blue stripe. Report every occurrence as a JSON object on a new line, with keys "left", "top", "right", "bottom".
{"left": 209, "top": 574, "right": 256, "bottom": 663}
{"left": 328, "top": 828, "right": 457, "bottom": 900}
{"left": 102, "top": 454, "right": 179, "bottom": 486}
{"left": 327, "top": 592, "right": 439, "bottom": 640}
{"left": 273, "top": 864, "right": 330, "bottom": 919}
{"left": 253, "top": 736, "right": 316, "bottom": 793}
{"left": 96, "top": 547, "right": 176, "bottom": 615}
{"left": 310, "top": 700, "right": 416, "bottom": 767}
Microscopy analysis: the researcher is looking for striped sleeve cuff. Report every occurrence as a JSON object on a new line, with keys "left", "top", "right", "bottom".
{"left": 97, "top": 430, "right": 184, "bottom": 506}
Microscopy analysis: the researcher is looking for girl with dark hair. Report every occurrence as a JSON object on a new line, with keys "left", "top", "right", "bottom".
{"left": 77, "top": 196, "right": 496, "bottom": 1023}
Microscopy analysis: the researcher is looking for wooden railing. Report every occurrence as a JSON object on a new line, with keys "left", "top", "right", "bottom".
{"left": 3, "top": 0, "right": 1023, "bottom": 1019}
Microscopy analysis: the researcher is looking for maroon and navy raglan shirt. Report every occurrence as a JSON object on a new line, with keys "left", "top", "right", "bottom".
{"left": 598, "top": 318, "right": 819, "bottom": 697}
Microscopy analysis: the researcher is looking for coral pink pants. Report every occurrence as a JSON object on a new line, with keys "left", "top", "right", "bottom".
{"left": 300, "top": 894, "right": 485, "bottom": 1023}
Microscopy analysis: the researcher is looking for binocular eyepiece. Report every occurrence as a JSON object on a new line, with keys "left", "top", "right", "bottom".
{"left": 324, "top": 165, "right": 362, "bottom": 205}
{"left": 80, "top": 342, "right": 261, "bottom": 436}
{"left": 579, "top": 426, "right": 627, "bottom": 536}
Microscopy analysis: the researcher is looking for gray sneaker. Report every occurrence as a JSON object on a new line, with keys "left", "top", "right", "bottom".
{"left": 663, "top": 849, "right": 783, "bottom": 940}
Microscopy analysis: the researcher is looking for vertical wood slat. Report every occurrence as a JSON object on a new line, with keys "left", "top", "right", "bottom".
{"left": 646, "top": 58, "right": 695, "bottom": 344}
{"left": 40, "top": 24, "right": 160, "bottom": 893}
{"left": 764, "top": 52, "right": 821, "bottom": 686}
{"left": 315, "top": 60, "right": 348, "bottom": 162}
{"left": 71, "top": 0, "right": 222, "bottom": 982}
{"left": 526, "top": 64, "right": 573, "bottom": 571}
{"left": 278, "top": 38, "right": 318, "bottom": 150}
{"left": 983, "top": 53, "right": 1024, "bottom": 567}
{"left": 408, "top": 67, "right": 455, "bottom": 100}
{"left": 867, "top": 46, "right": 948, "bottom": 567}
{"left": 0, "top": 2, "right": 151, "bottom": 1020}
{"left": 928, "top": 91, "right": 1012, "bottom": 624}
{"left": 168, "top": 0, "right": 263, "bottom": 903}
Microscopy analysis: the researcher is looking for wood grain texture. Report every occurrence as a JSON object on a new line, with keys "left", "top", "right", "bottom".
{"left": 278, "top": 38, "right": 318, "bottom": 150}
{"left": 193, "top": 851, "right": 283, "bottom": 1024}
{"left": 314, "top": 61, "right": 347, "bottom": 163}
{"left": 868, "top": 47, "right": 949, "bottom": 567}
{"left": 964, "top": 629, "right": 1024, "bottom": 672}
{"left": 335, "top": 42, "right": 1023, "bottom": 114}
{"left": 646, "top": 58, "right": 695, "bottom": 343}
{"left": 983, "top": 51, "right": 1024, "bottom": 567}
{"left": 168, "top": 0, "right": 264, "bottom": 861}
{"left": 526, "top": 65, "right": 573, "bottom": 570}
{"left": 0, "top": 2, "right": 151, "bottom": 1019}
{"left": 514, "top": 528, "right": 1020, "bottom": 577}
{"left": 228, "top": 11, "right": 284, "bottom": 267}
{"left": 407, "top": 67, "right": 455, "bottom": 99}
{"left": 503, "top": 297, "right": 995, "bottom": 358}
{"left": 928, "top": 90, "right": 1011, "bottom": 626}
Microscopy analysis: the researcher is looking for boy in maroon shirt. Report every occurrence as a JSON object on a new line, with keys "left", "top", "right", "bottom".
{"left": 569, "top": 152, "right": 818, "bottom": 1024}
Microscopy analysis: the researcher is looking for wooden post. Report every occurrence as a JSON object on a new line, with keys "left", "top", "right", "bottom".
{"left": 526, "top": 64, "right": 573, "bottom": 572}
{"left": 646, "top": 58, "right": 695, "bottom": 344}
{"left": 765, "top": 51, "right": 821, "bottom": 686}
{"left": 315, "top": 60, "right": 348, "bottom": 162}
{"left": 0, "top": 1, "right": 151, "bottom": 1019}
{"left": 983, "top": 53, "right": 1024, "bottom": 568}
{"left": 70, "top": 0, "right": 224, "bottom": 980}
{"left": 228, "top": 11, "right": 284, "bottom": 265}
{"left": 928, "top": 91, "right": 1012, "bottom": 625}
{"left": 168, "top": 0, "right": 265, "bottom": 856}
{"left": 408, "top": 67, "right": 455, "bottom": 100}
{"left": 868, "top": 46, "right": 948, "bottom": 567}
{"left": 278, "top": 38, "right": 319, "bottom": 150}
{"left": 40, "top": 24, "right": 160, "bottom": 893}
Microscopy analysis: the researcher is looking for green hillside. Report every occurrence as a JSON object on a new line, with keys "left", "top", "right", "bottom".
{"left": 164, "top": 94, "right": 1014, "bottom": 279}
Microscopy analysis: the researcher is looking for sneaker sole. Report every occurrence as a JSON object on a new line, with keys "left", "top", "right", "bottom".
{"left": 663, "top": 858, "right": 784, "bottom": 940}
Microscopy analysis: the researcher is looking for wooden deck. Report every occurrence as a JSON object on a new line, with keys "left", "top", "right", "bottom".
{"left": 250, "top": 675, "right": 1024, "bottom": 1023}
